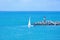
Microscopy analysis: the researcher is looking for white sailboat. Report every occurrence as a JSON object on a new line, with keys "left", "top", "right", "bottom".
{"left": 28, "top": 17, "right": 31, "bottom": 28}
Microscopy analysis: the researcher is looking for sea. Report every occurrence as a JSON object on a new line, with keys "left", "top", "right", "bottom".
{"left": 0, "top": 11, "right": 60, "bottom": 40}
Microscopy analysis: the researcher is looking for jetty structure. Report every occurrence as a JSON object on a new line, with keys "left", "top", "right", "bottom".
{"left": 32, "top": 16, "right": 60, "bottom": 26}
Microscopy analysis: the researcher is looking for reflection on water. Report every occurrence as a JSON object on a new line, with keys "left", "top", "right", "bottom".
{"left": 0, "top": 25, "right": 60, "bottom": 40}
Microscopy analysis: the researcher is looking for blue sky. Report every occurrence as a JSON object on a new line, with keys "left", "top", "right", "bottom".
{"left": 0, "top": 0, "right": 60, "bottom": 11}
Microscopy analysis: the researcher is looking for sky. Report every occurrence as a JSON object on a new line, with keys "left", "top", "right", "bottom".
{"left": 0, "top": 0, "right": 60, "bottom": 11}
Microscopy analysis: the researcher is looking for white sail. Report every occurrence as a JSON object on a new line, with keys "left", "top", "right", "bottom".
{"left": 28, "top": 17, "right": 31, "bottom": 28}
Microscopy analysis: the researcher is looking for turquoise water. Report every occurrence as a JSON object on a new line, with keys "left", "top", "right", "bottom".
{"left": 0, "top": 11, "right": 60, "bottom": 40}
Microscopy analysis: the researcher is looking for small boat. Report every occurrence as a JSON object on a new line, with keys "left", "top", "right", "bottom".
{"left": 28, "top": 17, "right": 31, "bottom": 28}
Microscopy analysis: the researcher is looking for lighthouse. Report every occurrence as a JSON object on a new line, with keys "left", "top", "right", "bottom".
{"left": 43, "top": 16, "right": 46, "bottom": 24}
